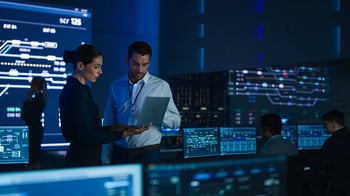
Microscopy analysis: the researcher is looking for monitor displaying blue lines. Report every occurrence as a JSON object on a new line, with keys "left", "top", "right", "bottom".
{"left": 0, "top": 163, "right": 142, "bottom": 196}
{"left": 297, "top": 124, "right": 330, "bottom": 150}
{"left": 281, "top": 125, "right": 298, "bottom": 147}
{"left": 219, "top": 126, "right": 256, "bottom": 155}
{"left": 144, "top": 155, "right": 287, "bottom": 196}
{"left": 0, "top": 125, "right": 29, "bottom": 164}
{"left": 228, "top": 65, "right": 331, "bottom": 126}
{"left": 0, "top": 0, "right": 91, "bottom": 149}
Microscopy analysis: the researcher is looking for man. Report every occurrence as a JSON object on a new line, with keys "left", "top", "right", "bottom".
{"left": 313, "top": 109, "right": 350, "bottom": 195}
{"left": 103, "top": 41, "right": 181, "bottom": 164}
{"left": 259, "top": 113, "right": 299, "bottom": 156}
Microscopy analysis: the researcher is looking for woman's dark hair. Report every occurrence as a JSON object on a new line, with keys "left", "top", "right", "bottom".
{"left": 127, "top": 41, "right": 152, "bottom": 61}
{"left": 63, "top": 44, "right": 102, "bottom": 70}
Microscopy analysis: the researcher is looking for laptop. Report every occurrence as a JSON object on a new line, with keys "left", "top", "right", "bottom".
{"left": 136, "top": 97, "right": 170, "bottom": 127}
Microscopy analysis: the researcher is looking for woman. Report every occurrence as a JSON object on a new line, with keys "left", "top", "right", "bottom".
{"left": 59, "top": 44, "right": 149, "bottom": 167}
{"left": 22, "top": 76, "right": 47, "bottom": 169}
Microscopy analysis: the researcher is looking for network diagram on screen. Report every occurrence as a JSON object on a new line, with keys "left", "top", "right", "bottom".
{"left": 0, "top": 0, "right": 91, "bottom": 148}
{"left": 233, "top": 66, "right": 328, "bottom": 106}
{"left": 227, "top": 65, "right": 330, "bottom": 125}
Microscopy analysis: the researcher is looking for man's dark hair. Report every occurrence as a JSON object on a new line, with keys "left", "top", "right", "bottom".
{"left": 260, "top": 113, "right": 282, "bottom": 135}
{"left": 127, "top": 41, "right": 152, "bottom": 60}
{"left": 321, "top": 109, "right": 345, "bottom": 126}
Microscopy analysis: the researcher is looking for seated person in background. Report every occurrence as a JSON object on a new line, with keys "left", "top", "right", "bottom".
{"left": 312, "top": 109, "right": 350, "bottom": 196}
{"left": 259, "top": 113, "right": 299, "bottom": 156}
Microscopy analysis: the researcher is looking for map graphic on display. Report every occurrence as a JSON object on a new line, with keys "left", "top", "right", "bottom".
{"left": 232, "top": 66, "right": 328, "bottom": 106}
{"left": 0, "top": 1, "right": 91, "bottom": 148}
{"left": 228, "top": 65, "right": 330, "bottom": 125}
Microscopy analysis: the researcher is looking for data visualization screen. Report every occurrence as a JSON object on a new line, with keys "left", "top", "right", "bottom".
{"left": 161, "top": 127, "right": 180, "bottom": 137}
{"left": 297, "top": 124, "right": 330, "bottom": 150}
{"left": 0, "top": 164, "right": 142, "bottom": 196}
{"left": 219, "top": 127, "right": 256, "bottom": 156}
{"left": 183, "top": 127, "right": 219, "bottom": 158}
{"left": 281, "top": 125, "right": 298, "bottom": 147}
{"left": 0, "top": 1, "right": 91, "bottom": 149}
{"left": 0, "top": 125, "right": 29, "bottom": 164}
{"left": 144, "top": 155, "right": 287, "bottom": 196}
{"left": 228, "top": 65, "right": 330, "bottom": 126}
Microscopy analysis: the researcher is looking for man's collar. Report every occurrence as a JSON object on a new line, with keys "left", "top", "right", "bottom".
{"left": 128, "top": 71, "right": 150, "bottom": 84}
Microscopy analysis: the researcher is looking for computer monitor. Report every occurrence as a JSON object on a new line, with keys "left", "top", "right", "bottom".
{"left": 0, "top": 0, "right": 92, "bottom": 150}
{"left": 219, "top": 126, "right": 256, "bottom": 156}
{"left": 161, "top": 127, "right": 180, "bottom": 137}
{"left": 183, "top": 127, "right": 219, "bottom": 158}
{"left": 0, "top": 125, "right": 29, "bottom": 164}
{"left": 144, "top": 155, "right": 288, "bottom": 196}
{"left": 0, "top": 164, "right": 142, "bottom": 196}
{"left": 160, "top": 127, "right": 182, "bottom": 150}
{"left": 297, "top": 124, "right": 330, "bottom": 150}
{"left": 281, "top": 125, "right": 298, "bottom": 146}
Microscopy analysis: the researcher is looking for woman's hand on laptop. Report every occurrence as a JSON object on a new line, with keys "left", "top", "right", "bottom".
{"left": 122, "top": 123, "right": 152, "bottom": 137}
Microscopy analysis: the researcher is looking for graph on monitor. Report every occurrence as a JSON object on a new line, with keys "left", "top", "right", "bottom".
{"left": 297, "top": 124, "right": 330, "bottom": 150}
{"left": 0, "top": 1, "right": 91, "bottom": 149}
{"left": 219, "top": 126, "right": 256, "bottom": 156}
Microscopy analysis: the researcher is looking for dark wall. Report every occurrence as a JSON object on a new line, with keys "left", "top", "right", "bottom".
{"left": 25, "top": 0, "right": 350, "bottom": 116}
{"left": 159, "top": 0, "right": 350, "bottom": 78}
